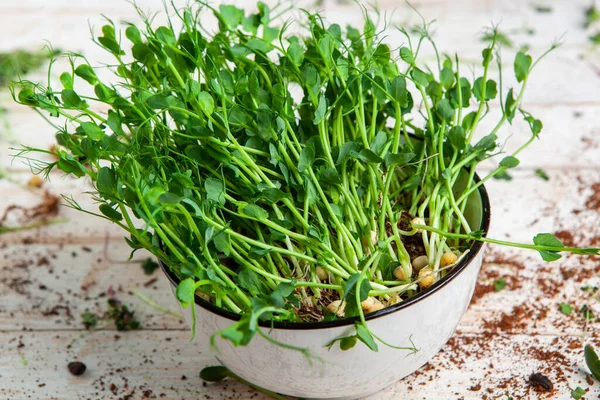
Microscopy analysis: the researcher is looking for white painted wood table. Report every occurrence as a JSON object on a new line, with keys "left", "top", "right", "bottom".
{"left": 1, "top": 0, "right": 599, "bottom": 399}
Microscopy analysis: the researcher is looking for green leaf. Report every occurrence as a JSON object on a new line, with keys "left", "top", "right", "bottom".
{"left": 246, "top": 38, "right": 273, "bottom": 54}
{"left": 75, "top": 65, "right": 97, "bottom": 85}
{"left": 448, "top": 77, "right": 471, "bottom": 108}
{"left": 399, "top": 47, "right": 414, "bottom": 65}
{"left": 493, "top": 278, "right": 506, "bottom": 291}
{"left": 60, "top": 72, "right": 73, "bottom": 90}
{"left": 535, "top": 169, "right": 550, "bottom": 181}
{"left": 482, "top": 48, "right": 493, "bottom": 66}
{"left": 340, "top": 335, "right": 358, "bottom": 351}
{"left": 337, "top": 141, "right": 359, "bottom": 165}
{"left": 269, "top": 281, "right": 297, "bottom": 308}
{"left": 18, "top": 87, "right": 38, "bottom": 106}
{"left": 500, "top": 156, "right": 520, "bottom": 169}
{"left": 99, "top": 25, "right": 123, "bottom": 55}
{"left": 514, "top": 51, "right": 532, "bottom": 83}
{"left": 504, "top": 89, "right": 517, "bottom": 122}
{"left": 213, "top": 232, "right": 231, "bottom": 256}
{"left": 390, "top": 76, "right": 408, "bottom": 107}
{"left": 494, "top": 170, "right": 512, "bottom": 181}
{"left": 559, "top": 303, "right": 573, "bottom": 315}
{"left": 571, "top": 386, "right": 586, "bottom": 399}
{"left": 248, "top": 247, "right": 272, "bottom": 259}
{"left": 141, "top": 258, "right": 159, "bottom": 275}
{"left": 79, "top": 122, "right": 104, "bottom": 140}
{"left": 197, "top": 92, "right": 214, "bottom": 116}
{"left": 81, "top": 311, "right": 99, "bottom": 329}
{"left": 585, "top": 345, "right": 600, "bottom": 382}
{"left": 205, "top": 178, "right": 225, "bottom": 206}
{"left": 155, "top": 26, "right": 176, "bottom": 46}
{"left": 298, "top": 144, "right": 315, "bottom": 173}
{"left": 176, "top": 278, "right": 196, "bottom": 308}
{"left": 219, "top": 5, "right": 244, "bottom": 30}
{"left": 384, "top": 152, "right": 415, "bottom": 167}
{"left": 473, "top": 78, "right": 498, "bottom": 101}
{"left": 533, "top": 233, "right": 564, "bottom": 248}
{"left": 241, "top": 204, "right": 269, "bottom": 220}
{"left": 257, "top": 187, "right": 290, "bottom": 203}
{"left": 440, "top": 67, "right": 454, "bottom": 89}
{"left": 356, "top": 324, "right": 378, "bottom": 351}
{"left": 448, "top": 126, "right": 466, "bottom": 150}
{"left": 473, "top": 134, "right": 497, "bottom": 152}
{"left": 436, "top": 98, "right": 454, "bottom": 121}
{"left": 237, "top": 269, "right": 264, "bottom": 296}
{"left": 57, "top": 156, "right": 84, "bottom": 177}
{"left": 97, "top": 167, "right": 115, "bottom": 195}
{"left": 159, "top": 192, "right": 183, "bottom": 204}
{"left": 99, "top": 203, "right": 123, "bottom": 221}
{"left": 370, "top": 131, "right": 388, "bottom": 154}
{"left": 61, "top": 89, "right": 84, "bottom": 108}
{"left": 533, "top": 232, "right": 564, "bottom": 262}
{"left": 343, "top": 274, "right": 371, "bottom": 317}
{"left": 313, "top": 95, "right": 327, "bottom": 125}
{"left": 352, "top": 148, "right": 384, "bottom": 164}
{"left": 319, "top": 35, "right": 334, "bottom": 60}
{"left": 319, "top": 168, "right": 342, "bottom": 185}
{"left": 373, "top": 44, "right": 390, "bottom": 65}
{"left": 287, "top": 42, "right": 304, "bottom": 66}
{"left": 125, "top": 25, "right": 142, "bottom": 44}
{"left": 410, "top": 68, "right": 429, "bottom": 88}
{"left": 200, "top": 366, "right": 232, "bottom": 382}
{"left": 537, "top": 250, "right": 562, "bottom": 262}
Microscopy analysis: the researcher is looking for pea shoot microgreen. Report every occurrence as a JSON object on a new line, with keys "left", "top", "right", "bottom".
{"left": 11, "top": 2, "right": 600, "bottom": 353}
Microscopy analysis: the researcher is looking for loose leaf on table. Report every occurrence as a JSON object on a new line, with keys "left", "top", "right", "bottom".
{"left": 585, "top": 345, "right": 600, "bottom": 381}
{"left": 200, "top": 366, "right": 233, "bottom": 382}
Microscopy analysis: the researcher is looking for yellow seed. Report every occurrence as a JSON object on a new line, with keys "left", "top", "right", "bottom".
{"left": 440, "top": 251, "right": 458, "bottom": 268}
{"left": 370, "top": 230, "right": 378, "bottom": 246}
{"left": 316, "top": 266, "right": 328, "bottom": 281}
{"left": 418, "top": 267, "right": 435, "bottom": 289}
{"left": 367, "top": 301, "right": 385, "bottom": 313}
{"left": 27, "top": 175, "right": 44, "bottom": 188}
{"left": 393, "top": 266, "right": 406, "bottom": 280}
{"left": 411, "top": 217, "right": 425, "bottom": 233}
{"left": 198, "top": 292, "right": 211, "bottom": 302}
{"left": 361, "top": 297, "right": 375, "bottom": 310}
{"left": 326, "top": 300, "right": 345, "bottom": 317}
{"left": 411, "top": 255, "right": 429, "bottom": 272}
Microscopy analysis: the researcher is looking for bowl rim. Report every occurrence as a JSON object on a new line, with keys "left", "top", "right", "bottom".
{"left": 159, "top": 173, "right": 490, "bottom": 331}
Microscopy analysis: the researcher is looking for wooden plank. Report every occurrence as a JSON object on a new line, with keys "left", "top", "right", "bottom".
{"left": 0, "top": 240, "right": 185, "bottom": 331}
{"left": 0, "top": 330, "right": 597, "bottom": 399}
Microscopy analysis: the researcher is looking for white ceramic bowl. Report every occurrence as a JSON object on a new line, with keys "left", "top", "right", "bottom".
{"left": 161, "top": 181, "right": 490, "bottom": 399}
